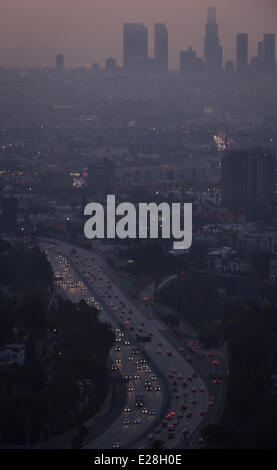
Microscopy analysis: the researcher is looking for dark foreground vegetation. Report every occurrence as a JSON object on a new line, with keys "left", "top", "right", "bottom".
{"left": 0, "top": 239, "right": 114, "bottom": 446}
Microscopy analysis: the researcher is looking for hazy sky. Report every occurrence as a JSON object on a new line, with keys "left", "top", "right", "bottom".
{"left": 0, "top": 0, "right": 276, "bottom": 68}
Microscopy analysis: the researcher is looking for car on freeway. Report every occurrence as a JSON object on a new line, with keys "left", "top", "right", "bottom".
{"left": 167, "top": 351, "right": 172, "bottom": 356}
{"left": 123, "top": 419, "right": 130, "bottom": 425}
{"left": 214, "top": 378, "right": 222, "bottom": 385}
{"left": 148, "top": 411, "right": 155, "bottom": 416}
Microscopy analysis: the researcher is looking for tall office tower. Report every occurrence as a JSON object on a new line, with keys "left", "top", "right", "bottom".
{"left": 180, "top": 47, "right": 204, "bottom": 77}
{"left": 56, "top": 54, "right": 64, "bottom": 72}
{"left": 236, "top": 34, "right": 248, "bottom": 76}
{"left": 88, "top": 162, "right": 115, "bottom": 196}
{"left": 258, "top": 41, "right": 263, "bottom": 61}
{"left": 222, "top": 149, "right": 276, "bottom": 209}
{"left": 105, "top": 57, "right": 117, "bottom": 72}
{"left": 123, "top": 23, "right": 148, "bottom": 69}
{"left": 2, "top": 196, "right": 18, "bottom": 233}
{"left": 204, "top": 6, "right": 223, "bottom": 76}
{"left": 262, "top": 34, "right": 275, "bottom": 74}
{"left": 225, "top": 60, "right": 234, "bottom": 76}
{"left": 154, "top": 23, "right": 168, "bottom": 72}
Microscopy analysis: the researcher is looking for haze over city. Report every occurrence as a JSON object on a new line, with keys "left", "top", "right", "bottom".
{"left": 0, "top": 0, "right": 277, "bottom": 68}
{"left": 1, "top": 0, "right": 277, "bottom": 455}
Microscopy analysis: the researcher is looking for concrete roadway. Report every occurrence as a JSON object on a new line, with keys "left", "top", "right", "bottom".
{"left": 41, "top": 239, "right": 217, "bottom": 449}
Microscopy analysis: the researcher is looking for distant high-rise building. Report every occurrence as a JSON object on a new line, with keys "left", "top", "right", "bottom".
{"left": 204, "top": 7, "right": 223, "bottom": 76}
{"left": 251, "top": 34, "right": 275, "bottom": 76}
{"left": 225, "top": 60, "right": 234, "bottom": 76}
{"left": 105, "top": 57, "right": 117, "bottom": 71}
{"left": 88, "top": 162, "right": 115, "bottom": 196}
{"left": 154, "top": 24, "right": 168, "bottom": 72}
{"left": 180, "top": 47, "right": 203, "bottom": 78}
{"left": 222, "top": 149, "right": 276, "bottom": 209}
{"left": 258, "top": 41, "right": 263, "bottom": 61}
{"left": 262, "top": 34, "right": 275, "bottom": 74}
{"left": 56, "top": 54, "right": 64, "bottom": 72}
{"left": 2, "top": 196, "right": 18, "bottom": 233}
{"left": 123, "top": 23, "right": 148, "bottom": 69}
{"left": 236, "top": 34, "right": 248, "bottom": 76}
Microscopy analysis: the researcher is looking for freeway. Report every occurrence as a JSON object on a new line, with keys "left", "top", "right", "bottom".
{"left": 41, "top": 239, "right": 223, "bottom": 449}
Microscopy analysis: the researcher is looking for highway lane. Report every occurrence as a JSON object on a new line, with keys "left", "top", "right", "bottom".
{"left": 42, "top": 243, "right": 166, "bottom": 449}
{"left": 41, "top": 239, "right": 210, "bottom": 449}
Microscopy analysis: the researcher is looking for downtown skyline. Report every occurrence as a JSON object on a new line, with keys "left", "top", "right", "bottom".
{"left": 0, "top": 0, "right": 277, "bottom": 68}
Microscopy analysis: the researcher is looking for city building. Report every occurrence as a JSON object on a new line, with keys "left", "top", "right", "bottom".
{"left": 262, "top": 34, "right": 275, "bottom": 74}
{"left": 222, "top": 149, "right": 276, "bottom": 209}
{"left": 0, "top": 344, "right": 25, "bottom": 369}
{"left": 236, "top": 34, "right": 248, "bottom": 76}
{"left": 2, "top": 195, "right": 18, "bottom": 233}
{"left": 105, "top": 57, "right": 117, "bottom": 72}
{"left": 225, "top": 60, "right": 234, "bottom": 76}
{"left": 180, "top": 47, "right": 203, "bottom": 78}
{"left": 88, "top": 162, "right": 115, "bottom": 196}
{"left": 154, "top": 24, "right": 168, "bottom": 73}
{"left": 56, "top": 54, "right": 64, "bottom": 72}
{"left": 123, "top": 23, "right": 148, "bottom": 70}
{"left": 251, "top": 34, "right": 276, "bottom": 75}
{"left": 204, "top": 7, "right": 223, "bottom": 76}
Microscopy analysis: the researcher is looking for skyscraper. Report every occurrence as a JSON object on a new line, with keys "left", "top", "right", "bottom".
{"left": 154, "top": 24, "right": 168, "bottom": 73}
{"left": 2, "top": 196, "right": 18, "bottom": 233}
{"left": 262, "top": 34, "right": 275, "bottom": 74}
{"left": 236, "top": 34, "right": 248, "bottom": 76}
{"left": 222, "top": 149, "right": 275, "bottom": 209}
{"left": 204, "top": 7, "right": 223, "bottom": 76}
{"left": 56, "top": 54, "right": 64, "bottom": 72}
{"left": 123, "top": 23, "right": 148, "bottom": 69}
{"left": 180, "top": 47, "right": 203, "bottom": 78}
{"left": 88, "top": 162, "right": 115, "bottom": 196}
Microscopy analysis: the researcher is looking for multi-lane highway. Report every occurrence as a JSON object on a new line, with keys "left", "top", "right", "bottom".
{"left": 41, "top": 239, "right": 225, "bottom": 449}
